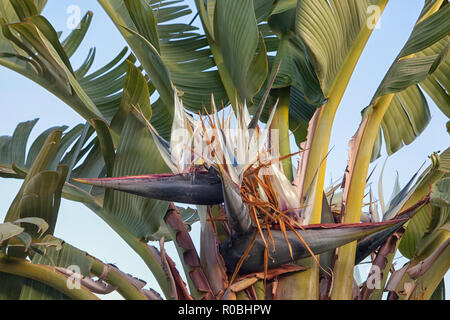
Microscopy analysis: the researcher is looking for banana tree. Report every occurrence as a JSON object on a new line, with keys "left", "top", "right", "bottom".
{"left": 0, "top": 0, "right": 448, "bottom": 300}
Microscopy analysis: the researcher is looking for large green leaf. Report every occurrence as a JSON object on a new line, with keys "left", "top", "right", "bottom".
{"left": 25, "top": 124, "right": 69, "bottom": 169}
{"left": 103, "top": 114, "right": 169, "bottom": 240}
{"left": 0, "top": 0, "right": 132, "bottom": 126}
{"left": 375, "top": 85, "right": 431, "bottom": 156}
{"left": 111, "top": 60, "right": 152, "bottom": 133}
{"left": 369, "top": 1, "right": 450, "bottom": 159}
{"left": 418, "top": 36, "right": 450, "bottom": 118}
{"left": 61, "top": 11, "right": 93, "bottom": 58}
{"left": 260, "top": 15, "right": 324, "bottom": 143}
{"left": 118, "top": 25, "right": 173, "bottom": 110}
{"left": 399, "top": 148, "right": 450, "bottom": 258}
{"left": 4, "top": 131, "right": 67, "bottom": 235}
{"left": 398, "top": 3, "right": 450, "bottom": 58}
{"left": 295, "top": 0, "right": 380, "bottom": 95}
{"left": 0, "top": 119, "right": 95, "bottom": 180}
{"left": 0, "top": 121, "right": 97, "bottom": 245}
{"left": 77, "top": 47, "right": 134, "bottom": 123}
{"left": 255, "top": 0, "right": 384, "bottom": 147}
{"left": 267, "top": 7, "right": 323, "bottom": 104}
{"left": 213, "top": 0, "right": 268, "bottom": 103}
{"left": 0, "top": 0, "right": 46, "bottom": 58}
{"left": 98, "top": 0, "right": 228, "bottom": 140}
{"left": 0, "top": 120, "right": 110, "bottom": 207}
{"left": 196, "top": 0, "right": 273, "bottom": 106}
{"left": 77, "top": 62, "right": 171, "bottom": 240}
{"left": 0, "top": 124, "right": 90, "bottom": 299}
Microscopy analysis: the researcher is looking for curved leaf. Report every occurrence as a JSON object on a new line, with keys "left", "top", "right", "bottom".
{"left": 398, "top": 149, "right": 450, "bottom": 258}
{"left": 295, "top": 0, "right": 381, "bottom": 95}
{"left": 0, "top": 2, "right": 132, "bottom": 126}
{"left": 0, "top": 222, "right": 24, "bottom": 242}
{"left": 369, "top": 2, "right": 450, "bottom": 159}
{"left": 61, "top": 11, "right": 93, "bottom": 58}
{"left": 99, "top": 0, "right": 228, "bottom": 138}
{"left": 0, "top": 119, "right": 38, "bottom": 171}
{"left": 3, "top": 129, "right": 67, "bottom": 242}
{"left": 431, "top": 177, "right": 450, "bottom": 207}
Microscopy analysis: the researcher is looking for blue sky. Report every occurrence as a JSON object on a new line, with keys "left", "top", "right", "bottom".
{"left": 0, "top": 0, "right": 448, "bottom": 299}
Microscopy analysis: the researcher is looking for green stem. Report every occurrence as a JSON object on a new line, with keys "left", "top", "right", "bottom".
{"left": 331, "top": 0, "right": 443, "bottom": 300}
{"left": 276, "top": 257, "right": 318, "bottom": 300}
{"left": 0, "top": 253, "right": 99, "bottom": 300}
{"left": 331, "top": 94, "right": 394, "bottom": 300}
{"left": 272, "top": 88, "right": 293, "bottom": 181}
{"left": 298, "top": 0, "right": 389, "bottom": 227}
{"left": 253, "top": 280, "right": 265, "bottom": 300}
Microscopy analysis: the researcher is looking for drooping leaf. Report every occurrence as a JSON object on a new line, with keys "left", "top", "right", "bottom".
{"left": 77, "top": 48, "right": 133, "bottom": 123}
{"left": 110, "top": 60, "right": 152, "bottom": 133}
{"left": 25, "top": 124, "right": 68, "bottom": 169}
{"left": 0, "top": 2, "right": 132, "bottom": 127}
{"left": 61, "top": 11, "right": 93, "bottom": 58}
{"left": 2, "top": 129, "right": 68, "bottom": 259}
{"left": 267, "top": 8, "right": 324, "bottom": 105}
{"left": 16, "top": 168, "right": 68, "bottom": 236}
{"left": 368, "top": 2, "right": 450, "bottom": 159}
{"left": 0, "top": 222, "right": 24, "bottom": 242}
{"left": 13, "top": 217, "right": 48, "bottom": 236}
{"left": 118, "top": 25, "right": 173, "bottom": 110}
{"left": 431, "top": 177, "right": 450, "bottom": 207}
{"left": 398, "top": 149, "right": 450, "bottom": 258}
{"left": 418, "top": 36, "right": 450, "bottom": 118}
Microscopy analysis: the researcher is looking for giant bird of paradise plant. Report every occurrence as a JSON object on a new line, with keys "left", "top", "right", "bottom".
{"left": 0, "top": 0, "right": 448, "bottom": 300}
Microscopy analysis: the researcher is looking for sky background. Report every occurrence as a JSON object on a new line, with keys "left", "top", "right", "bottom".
{"left": 0, "top": 0, "right": 448, "bottom": 299}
